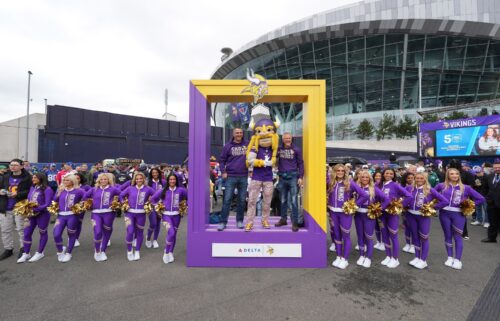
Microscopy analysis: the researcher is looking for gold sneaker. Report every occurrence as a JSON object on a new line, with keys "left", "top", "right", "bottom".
{"left": 245, "top": 223, "right": 253, "bottom": 232}
{"left": 262, "top": 220, "right": 271, "bottom": 229}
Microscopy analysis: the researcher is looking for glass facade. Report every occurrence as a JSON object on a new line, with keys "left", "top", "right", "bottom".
{"left": 216, "top": 34, "right": 500, "bottom": 140}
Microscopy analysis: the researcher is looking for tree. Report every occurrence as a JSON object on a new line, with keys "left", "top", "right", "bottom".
{"left": 394, "top": 115, "right": 417, "bottom": 139}
{"left": 421, "top": 114, "right": 438, "bottom": 123}
{"left": 376, "top": 113, "right": 396, "bottom": 141}
{"left": 335, "top": 118, "right": 354, "bottom": 140}
{"left": 445, "top": 111, "right": 469, "bottom": 120}
{"left": 355, "top": 119, "right": 374, "bottom": 139}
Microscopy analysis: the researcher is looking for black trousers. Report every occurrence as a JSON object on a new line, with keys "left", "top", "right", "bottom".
{"left": 487, "top": 204, "right": 500, "bottom": 240}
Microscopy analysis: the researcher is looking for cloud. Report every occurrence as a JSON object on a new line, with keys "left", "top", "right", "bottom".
{"left": 0, "top": 0, "right": 356, "bottom": 123}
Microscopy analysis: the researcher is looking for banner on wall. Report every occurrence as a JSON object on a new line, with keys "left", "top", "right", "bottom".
{"left": 419, "top": 115, "right": 500, "bottom": 157}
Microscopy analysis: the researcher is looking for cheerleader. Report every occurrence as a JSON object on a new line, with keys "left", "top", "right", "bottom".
{"left": 17, "top": 173, "right": 54, "bottom": 263}
{"left": 146, "top": 167, "right": 166, "bottom": 249}
{"left": 120, "top": 172, "right": 155, "bottom": 261}
{"left": 435, "top": 168, "right": 485, "bottom": 269}
{"left": 83, "top": 173, "right": 120, "bottom": 262}
{"left": 406, "top": 172, "right": 447, "bottom": 269}
{"left": 74, "top": 172, "right": 91, "bottom": 247}
{"left": 401, "top": 172, "right": 416, "bottom": 254}
{"left": 328, "top": 164, "right": 368, "bottom": 269}
{"left": 372, "top": 171, "right": 385, "bottom": 251}
{"left": 377, "top": 168, "right": 411, "bottom": 268}
{"left": 53, "top": 174, "right": 85, "bottom": 263}
{"left": 151, "top": 174, "right": 187, "bottom": 264}
{"left": 354, "top": 170, "right": 387, "bottom": 268}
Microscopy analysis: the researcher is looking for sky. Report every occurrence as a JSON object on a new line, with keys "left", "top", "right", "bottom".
{"left": 0, "top": 0, "right": 358, "bottom": 123}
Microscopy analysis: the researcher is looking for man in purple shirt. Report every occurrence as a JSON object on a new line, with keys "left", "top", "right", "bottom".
{"left": 275, "top": 133, "right": 304, "bottom": 232}
{"left": 0, "top": 159, "right": 32, "bottom": 260}
{"left": 218, "top": 128, "right": 248, "bottom": 231}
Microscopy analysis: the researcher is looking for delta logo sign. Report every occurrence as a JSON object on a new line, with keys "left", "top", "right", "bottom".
{"left": 237, "top": 246, "right": 275, "bottom": 256}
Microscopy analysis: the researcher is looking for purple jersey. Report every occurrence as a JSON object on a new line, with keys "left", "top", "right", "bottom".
{"left": 251, "top": 146, "right": 274, "bottom": 182}
{"left": 84, "top": 185, "right": 121, "bottom": 212}
{"left": 28, "top": 185, "right": 55, "bottom": 213}
{"left": 119, "top": 185, "right": 155, "bottom": 210}
{"left": 7, "top": 177, "right": 21, "bottom": 210}
{"left": 277, "top": 145, "right": 304, "bottom": 178}
{"left": 53, "top": 188, "right": 85, "bottom": 214}
{"left": 151, "top": 186, "right": 188, "bottom": 213}
{"left": 327, "top": 179, "right": 369, "bottom": 209}
{"left": 219, "top": 139, "right": 248, "bottom": 177}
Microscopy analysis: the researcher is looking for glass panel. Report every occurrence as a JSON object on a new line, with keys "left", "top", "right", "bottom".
{"left": 485, "top": 41, "right": 500, "bottom": 72}
{"left": 477, "top": 75, "right": 497, "bottom": 101}
{"left": 424, "top": 36, "right": 446, "bottom": 69}
{"left": 406, "top": 35, "right": 425, "bottom": 68}
{"left": 464, "top": 38, "right": 488, "bottom": 72}
{"left": 445, "top": 36, "right": 467, "bottom": 70}
{"left": 457, "top": 74, "right": 479, "bottom": 105}
{"left": 403, "top": 71, "right": 418, "bottom": 109}
{"left": 420, "top": 72, "right": 440, "bottom": 107}
{"left": 438, "top": 73, "right": 460, "bottom": 106}
{"left": 347, "top": 36, "right": 364, "bottom": 65}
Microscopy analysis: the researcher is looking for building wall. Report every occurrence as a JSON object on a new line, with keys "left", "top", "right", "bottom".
{"left": 0, "top": 113, "right": 45, "bottom": 162}
{"left": 38, "top": 105, "right": 224, "bottom": 164}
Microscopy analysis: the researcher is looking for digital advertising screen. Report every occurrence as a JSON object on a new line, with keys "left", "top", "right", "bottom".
{"left": 419, "top": 115, "right": 500, "bottom": 158}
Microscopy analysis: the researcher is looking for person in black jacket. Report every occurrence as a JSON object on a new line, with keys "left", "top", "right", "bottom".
{"left": 0, "top": 159, "right": 33, "bottom": 260}
{"left": 481, "top": 161, "right": 500, "bottom": 243}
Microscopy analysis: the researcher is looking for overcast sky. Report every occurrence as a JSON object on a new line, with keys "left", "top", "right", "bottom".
{"left": 0, "top": 0, "right": 357, "bottom": 123}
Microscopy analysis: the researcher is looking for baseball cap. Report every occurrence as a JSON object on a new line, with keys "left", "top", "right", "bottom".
{"left": 362, "top": 165, "right": 369, "bottom": 169}
{"left": 472, "top": 166, "right": 482, "bottom": 173}
{"left": 66, "top": 162, "right": 74, "bottom": 168}
{"left": 50, "top": 163, "right": 56, "bottom": 167}
{"left": 0, "top": 165, "right": 7, "bottom": 170}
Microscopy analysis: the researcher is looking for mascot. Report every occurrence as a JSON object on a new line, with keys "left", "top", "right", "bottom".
{"left": 243, "top": 69, "right": 280, "bottom": 231}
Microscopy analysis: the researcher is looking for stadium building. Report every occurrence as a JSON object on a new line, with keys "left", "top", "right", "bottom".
{"left": 211, "top": 0, "right": 500, "bottom": 155}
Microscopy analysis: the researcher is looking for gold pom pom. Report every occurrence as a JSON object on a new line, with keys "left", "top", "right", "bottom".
{"left": 110, "top": 196, "right": 121, "bottom": 212}
{"left": 460, "top": 199, "right": 476, "bottom": 217}
{"left": 179, "top": 200, "right": 188, "bottom": 217}
{"left": 421, "top": 199, "right": 438, "bottom": 217}
{"left": 82, "top": 199, "right": 93, "bottom": 211}
{"left": 47, "top": 201, "right": 59, "bottom": 216}
{"left": 121, "top": 198, "right": 130, "bottom": 212}
{"left": 386, "top": 198, "right": 404, "bottom": 216}
{"left": 342, "top": 198, "right": 358, "bottom": 215}
{"left": 367, "top": 202, "right": 383, "bottom": 219}
{"left": 154, "top": 201, "right": 165, "bottom": 213}
{"left": 71, "top": 202, "right": 86, "bottom": 215}
{"left": 144, "top": 201, "right": 153, "bottom": 214}
{"left": 13, "top": 199, "right": 38, "bottom": 218}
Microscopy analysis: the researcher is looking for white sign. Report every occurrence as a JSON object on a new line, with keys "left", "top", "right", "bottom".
{"left": 212, "top": 243, "right": 302, "bottom": 258}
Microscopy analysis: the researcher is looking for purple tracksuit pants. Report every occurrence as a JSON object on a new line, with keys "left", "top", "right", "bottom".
{"left": 380, "top": 211, "right": 400, "bottom": 258}
{"left": 54, "top": 215, "right": 79, "bottom": 254}
{"left": 147, "top": 210, "right": 161, "bottom": 242}
{"left": 406, "top": 214, "right": 431, "bottom": 261}
{"left": 439, "top": 209, "right": 465, "bottom": 260}
{"left": 23, "top": 211, "right": 50, "bottom": 254}
{"left": 329, "top": 210, "right": 353, "bottom": 259}
{"left": 91, "top": 212, "right": 115, "bottom": 253}
{"left": 163, "top": 214, "right": 181, "bottom": 254}
{"left": 124, "top": 212, "right": 146, "bottom": 252}
{"left": 403, "top": 212, "right": 412, "bottom": 246}
{"left": 354, "top": 211, "right": 376, "bottom": 259}
{"left": 75, "top": 212, "right": 85, "bottom": 241}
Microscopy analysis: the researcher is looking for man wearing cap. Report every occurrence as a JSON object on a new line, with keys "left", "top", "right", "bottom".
{"left": 0, "top": 159, "right": 32, "bottom": 260}
{"left": 45, "top": 163, "right": 59, "bottom": 192}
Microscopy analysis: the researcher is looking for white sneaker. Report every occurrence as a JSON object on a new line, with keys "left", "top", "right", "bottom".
{"left": 153, "top": 240, "right": 159, "bottom": 249}
{"left": 107, "top": 240, "right": 111, "bottom": 247}
{"left": 470, "top": 220, "right": 481, "bottom": 226}
{"left": 387, "top": 258, "right": 400, "bottom": 268}
{"left": 381, "top": 256, "right": 391, "bottom": 266}
{"left": 375, "top": 243, "right": 385, "bottom": 251}
{"left": 100, "top": 252, "right": 107, "bottom": 261}
{"left": 132, "top": 239, "right": 136, "bottom": 247}
{"left": 408, "top": 245, "right": 415, "bottom": 254}
{"left": 60, "top": 253, "right": 72, "bottom": 263}
{"left": 145, "top": 240, "right": 152, "bottom": 248}
{"left": 415, "top": 260, "right": 428, "bottom": 269}
{"left": 356, "top": 256, "right": 365, "bottom": 266}
{"left": 74, "top": 239, "right": 80, "bottom": 247}
{"left": 329, "top": 244, "right": 336, "bottom": 252}
{"left": 355, "top": 244, "right": 360, "bottom": 251}
{"left": 362, "top": 258, "right": 371, "bottom": 268}
{"left": 29, "top": 252, "right": 44, "bottom": 262}
{"left": 94, "top": 252, "right": 100, "bottom": 262}
{"left": 409, "top": 257, "right": 420, "bottom": 266}
{"left": 17, "top": 253, "right": 31, "bottom": 263}
{"left": 163, "top": 253, "right": 169, "bottom": 264}
{"left": 127, "top": 251, "right": 134, "bottom": 261}
{"left": 337, "top": 258, "right": 349, "bottom": 269}
{"left": 62, "top": 246, "right": 67, "bottom": 254}
{"left": 402, "top": 244, "right": 411, "bottom": 252}
{"left": 332, "top": 256, "right": 341, "bottom": 267}
{"left": 57, "top": 252, "right": 64, "bottom": 262}
{"left": 483, "top": 223, "right": 490, "bottom": 228}
{"left": 444, "top": 257, "right": 454, "bottom": 267}
{"left": 167, "top": 252, "right": 174, "bottom": 263}
{"left": 133, "top": 251, "right": 140, "bottom": 261}
{"left": 451, "top": 259, "right": 462, "bottom": 270}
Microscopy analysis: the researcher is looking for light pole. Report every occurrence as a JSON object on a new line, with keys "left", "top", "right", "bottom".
{"left": 25, "top": 70, "right": 32, "bottom": 161}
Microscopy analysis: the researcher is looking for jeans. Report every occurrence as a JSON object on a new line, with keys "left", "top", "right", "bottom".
{"left": 220, "top": 176, "right": 248, "bottom": 224}
{"left": 474, "top": 203, "right": 488, "bottom": 224}
{"left": 278, "top": 172, "right": 299, "bottom": 224}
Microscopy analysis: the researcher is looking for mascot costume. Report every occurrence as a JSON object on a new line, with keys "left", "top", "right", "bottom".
{"left": 243, "top": 69, "right": 280, "bottom": 231}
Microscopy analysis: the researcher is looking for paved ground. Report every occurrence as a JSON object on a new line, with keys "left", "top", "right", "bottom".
{"left": 0, "top": 214, "right": 498, "bottom": 321}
